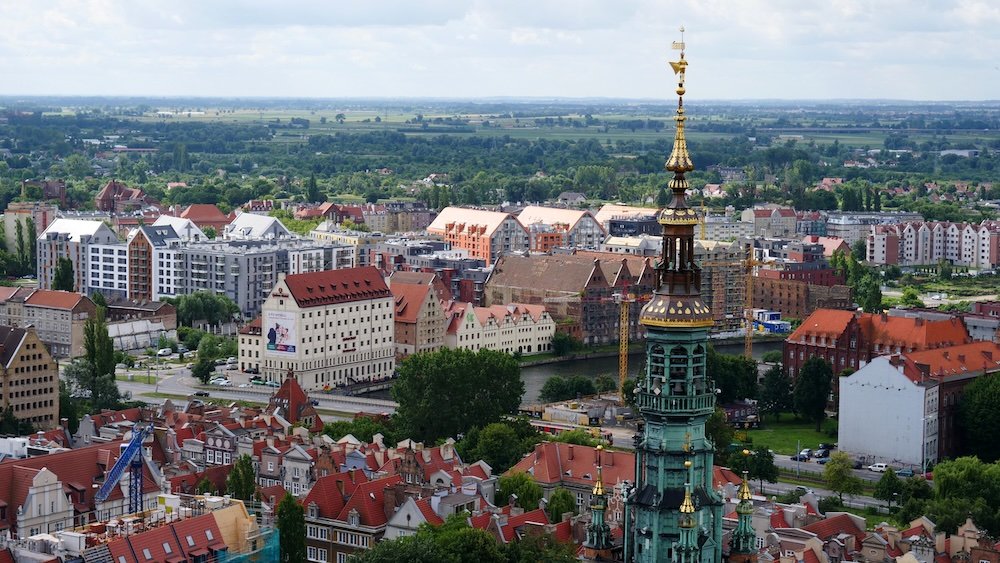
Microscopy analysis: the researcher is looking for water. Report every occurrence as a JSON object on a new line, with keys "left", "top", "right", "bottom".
{"left": 367, "top": 340, "right": 783, "bottom": 404}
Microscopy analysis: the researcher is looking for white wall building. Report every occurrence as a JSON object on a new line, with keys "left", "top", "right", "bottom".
{"left": 866, "top": 220, "right": 1000, "bottom": 269}
{"left": 838, "top": 355, "right": 939, "bottom": 469}
{"left": 517, "top": 205, "right": 607, "bottom": 249}
{"left": 255, "top": 266, "right": 396, "bottom": 390}
{"left": 443, "top": 302, "right": 555, "bottom": 356}
{"left": 37, "top": 219, "right": 123, "bottom": 296}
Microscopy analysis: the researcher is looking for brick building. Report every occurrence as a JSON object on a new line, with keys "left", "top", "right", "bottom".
{"left": 0, "top": 325, "right": 59, "bottom": 429}
{"left": 427, "top": 207, "right": 529, "bottom": 265}
{"left": 388, "top": 272, "right": 445, "bottom": 358}
{"left": 752, "top": 278, "right": 852, "bottom": 320}
{"left": 95, "top": 179, "right": 152, "bottom": 213}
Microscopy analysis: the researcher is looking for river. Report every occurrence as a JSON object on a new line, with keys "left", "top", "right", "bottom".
{"left": 519, "top": 340, "right": 783, "bottom": 405}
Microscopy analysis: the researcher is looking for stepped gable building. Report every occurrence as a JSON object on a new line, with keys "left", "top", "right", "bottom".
{"left": 517, "top": 205, "right": 607, "bottom": 250}
{"left": 255, "top": 267, "right": 395, "bottom": 390}
{"left": 388, "top": 271, "right": 445, "bottom": 358}
{"left": 426, "top": 207, "right": 529, "bottom": 265}
{"left": 783, "top": 309, "right": 971, "bottom": 379}
{"left": 625, "top": 42, "right": 724, "bottom": 563}
{"left": 95, "top": 179, "right": 152, "bottom": 213}
{"left": 0, "top": 325, "right": 59, "bottom": 429}
{"left": 265, "top": 369, "right": 324, "bottom": 433}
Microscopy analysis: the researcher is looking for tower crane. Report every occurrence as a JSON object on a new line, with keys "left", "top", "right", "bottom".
{"left": 614, "top": 292, "right": 636, "bottom": 406}
{"left": 95, "top": 424, "right": 152, "bottom": 515}
{"left": 743, "top": 245, "right": 770, "bottom": 358}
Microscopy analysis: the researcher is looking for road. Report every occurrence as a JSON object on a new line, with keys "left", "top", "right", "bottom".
{"left": 112, "top": 362, "right": 398, "bottom": 419}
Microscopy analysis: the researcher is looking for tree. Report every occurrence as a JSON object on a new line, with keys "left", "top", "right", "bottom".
{"left": 335, "top": 113, "right": 346, "bottom": 124}
{"left": 551, "top": 332, "right": 580, "bottom": 356}
{"left": 656, "top": 186, "right": 669, "bottom": 207}
{"left": 192, "top": 357, "right": 216, "bottom": 385}
{"left": 167, "top": 292, "right": 239, "bottom": 326}
{"left": 761, "top": 350, "right": 783, "bottom": 364}
{"left": 549, "top": 429, "right": 600, "bottom": 447}
{"left": 227, "top": 454, "right": 256, "bottom": 501}
{"left": 959, "top": 373, "right": 1000, "bottom": 461}
{"left": 730, "top": 447, "right": 779, "bottom": 493}
{"left": 306, "top": 173, "right": 321, "bottom": 202}
{"left": 53, "top": 257, "right": 74, "bottom": 291}
{"left": 91, "top": 291, "right": 107, "bottom": 312}
{"left": 546, "top": 487, "right": 576, "bottom": 522}
{"left": 900, "top": 286, "right": 923, "bottom": 308}
{"left": 458, "top": 422, "right": 526, "bottom": 474}
{"left": 824, "top": 451, "right": 864, "bottom": 502}
{"left": 539, "top": 375, "right": 597, "bottom": 402}
{"left": 857, "top": 272, "right": 882, "bottom": 313}
{"left": 706, "top": 407, "right": 735, "bottom": 464}
{"left": 873, "top": 468, "right": 904, "bottom": 510}
{"left": 393, "top": 348, "right": 523, "bottom": 443}
{"left": 938, "top": 259, "right": 953, "bottom": 281}
{"left": 594, "top": 374, "right": 617, "bottom": 393}
{"left": 276, "top": 492, "right": 306, "bottom": 563}
{"left": 83, "top": 308, "right": 115, "bottom": 396}
{"left": 196, "top": 477, "right": 215, "bottom": 495}
{"left": 759, "top": 364, "right": 793, "bottom": 422}
{"left": 794, "top": 356, "right": 832, "bottom": 431}
{"left": 498, "top": 472, "right": 543, "bottom": 511}
{"left": 203, "top": 226, "right": 217, "bottom": 239}
{"left": 851, "top": 238, "right": 867, "bottom": 261}
{"left": 707, "top": 346, "right": 758, "bottom": 403}
{"left": 621, "top": 377, "right": 637, "bottom": 408}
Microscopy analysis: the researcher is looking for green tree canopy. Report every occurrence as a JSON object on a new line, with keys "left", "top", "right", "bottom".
{"left": 759, "top": 364, "right": 793, "bottom": 422}
{"left": 392, "top": 348, "right": 523, "bottom": 443}
{"left": 794, "top": 356, "right": 832, "bottom": 431}
{"left": 857, "top": 272, "right": 883, "bottom": 313}
{"left": 227, "top": 454, "right": 256, "bottom": 501}
{"left": 706, "top": 408, "right": 735, "bottom": 464}
{"left": 455, "top": 420, "right": 540, "bottom": 474}
{"left": 167, "top": 291, "right": 240, "bottom": 326}
{"left": 959, "top": 373, "right": 1000, "bottom": 461}
{"left": 546, "top": 487, "right": 576, "bottom": 522}
{"left": 824, "top": 451, "right": 864, "bottom": 502}
{"left": 191, "top": 357, "right": 215, "bottom": 385}
{"left": 53, "top": 257, "right": 74, "bottom": 291}
{"left": 873, "top": 468, "right": 904, "bottom": 510}
{"left": 498, "top": 472, "right": 543, "bottom": 511}
{"left": 539, "top": 374, "right": 598, "bottom": 402}
{"left": 277, "top": 493, "right": 306, "bottom": 563}
{"left": 708, "top": 347, "right": 758, "bottom": 403}
{"left": 730, "top": 447, "right": 779, "bottom": 493}
{"left": 900, "top": 286, "right": 923, "bottom": 308}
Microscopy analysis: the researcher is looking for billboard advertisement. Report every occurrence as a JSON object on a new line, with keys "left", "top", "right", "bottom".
{"left": 265, "top": 311, "right": 297, "bottom": 356}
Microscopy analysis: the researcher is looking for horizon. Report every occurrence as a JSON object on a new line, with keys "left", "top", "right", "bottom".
{"left": 3, "top": 1, "right": 999, "bottom": 101}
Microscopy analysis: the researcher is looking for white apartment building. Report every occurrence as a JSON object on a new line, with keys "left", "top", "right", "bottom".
{"left": 867, "top": 220, "right": 1000, "bottom": 269}
{"left": 309, "top": 222, "right": 384, "bottom": 268}
{"left": 86, "top": 242, "right": 129, "bottom": 300}
{"left": 37, "top": 219, "right": 123, "bottom": 296}
{"left": 255, "top": 267, "right": 396, "bottom": 390}
{"left": 443, "top": 302, "right": 555, "bottom": 356}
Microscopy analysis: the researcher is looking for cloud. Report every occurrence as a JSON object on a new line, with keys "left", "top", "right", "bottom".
{"left": 0, "top": 0, "right": 996, "bottom": 100}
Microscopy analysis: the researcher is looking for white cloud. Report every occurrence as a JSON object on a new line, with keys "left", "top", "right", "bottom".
{"left": 0, "top": 0, "right": 996, "bottom": 100}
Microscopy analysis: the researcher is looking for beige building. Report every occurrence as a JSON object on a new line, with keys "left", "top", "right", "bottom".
{"left": 254, "top": 267, "right": 395, "bottom": 390}
{"left": 517, "top": 205, "right": 606, "bottom": 249}
{"left": 388, "top": 273, "right": 445, "bottom": 359}
{"left": 0, "top": 325, "right": 60, "bottom": 429}
{"left": 741, "top": 205, "right": 797, "bottom": 238}
{"left": 309, "top": 222, "right": 384, "bottom": 268}
{"left": 0, "top": 288, "right": 97, "bottom": 358}
{"left": 443, "top": 301, "right": 555, "bottom": 356}
{"left": 427, "top": 207, "right": 529, "bottom": 265}
{"left": 2, "top": 201, "right": 57, "bottom": 254}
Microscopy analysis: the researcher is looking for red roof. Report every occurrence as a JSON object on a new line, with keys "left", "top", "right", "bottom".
{"left": 898, "top": 341, "right": 1000, "bottom": 382}
{"left": 335, "top": 475, "right": 402, "bottom": 527}
{"left": 551, "top": 519, "right": 573, "bottom": 543}
{"left": 414, "top": 497, "right": 444, "bottom": 526}
{"left": 170, "top": 512, "right": 225, "bottom": 559}
{"left": 301, "top": 469, "right": 370, "bottom": 519}
{"left": 180, "top": 204, "right": 229, "bottom": 223}
{"left": 803, "top": 548, "right": 822, "bottom": 563}
{"left": 280, "top": 266, "right": 391, "bottom": 308}
{"left": 771, "top": 509, "right": 788, "bottom": 529}
{"left": 391, "top": 283, "right": 432, "bottom": 324}
{"left": 802, "top": 513, "right": 866, "bottom": 546}
{"left": 24, "top": 289, "right": 85, "bottom": 310}
{"left": 267, "top": 375, "right": 323, "bottom": 432}
{"left": 122, "top": 520, "right": 185, "bottom": 563}
{"left": 106, "top": 538, "right": 135, "bottom": 563}
{"left": 499, "top": 508, "right": 549, "bottom": 542}
{"left": 788, "top": 309, "right": 857, "bottom": 341}
{"left": 240, "top": 316, "right": 262, "bottom": 335}
{"left": 508, "top": 442, "right": 634, "bottom": 490}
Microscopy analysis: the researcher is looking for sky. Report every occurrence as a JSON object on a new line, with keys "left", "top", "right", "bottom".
{"left": 2, "top": 0, "right": 999, "bottom": 101}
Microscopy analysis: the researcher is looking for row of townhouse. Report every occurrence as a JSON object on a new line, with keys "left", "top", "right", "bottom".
{"left": 37, "top": 215, "right": 354, "bottom": 317}
{"left": 868, "top": 220, "right": 1000, "bottom": 269}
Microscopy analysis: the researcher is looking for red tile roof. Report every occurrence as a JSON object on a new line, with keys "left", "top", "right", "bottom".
{"left": 240, "top": 316, "right": 262, "bottom": 335}
{"left": 899, "top": 341, "right": 1000, "bottom": 382}
{"left": 551, "top": 519, "right": 573, "bottom": 543}
{"left": 24, "top": 289, "right": 86, "bottom": 310}
{"left": 508, "top": 442, "right": 634, "bottom": 491}
{"left": 280, "top": 266, "right": 391, "bottom": 308}
{"left": 267, "top": 375, "right": 323, "bottom": 432}
{"left": 788, "top": 309, "right": 857, "bottom": 341}
{"left": 180, "top": 204, "right": 229, "bottom": 223}
{"left": 498, "top": 508, "right": 549, "bottom": 542}
{"left": 170, "top": 512, "right": 225, "bottom": 559}
{"left": 391, "top": 283, "right": 432, "bottom": 324}
{"left": 335, "top": 475, "right": 402, "bottom": 527}
{"left": 803, "top": 548, "right": 822, "bottom": 563}
{"left": 301, "top": 469, "right": 370, "bottom": 519}
{"left": 770, "top": 509, "right": 788, "bottom": 529}
{"left": 414, "top": 497, "right": 444, "bottom": 526}
{"left": 802, "top": 513, "right": 866, "bottom": 546}
{"left": 122, "top": 520, "right": 185, "bottom": 563}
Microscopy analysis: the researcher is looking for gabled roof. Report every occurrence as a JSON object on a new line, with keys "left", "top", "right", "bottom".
{"left": 180, "top": 204, "right": 230, "bottom": 224}
{"left": 489, "top": 254, "right": 600, "bottom": 294}
{"left": 897, "top": 341, "right": 1000, "bottom": 382}
{"left": 167, "top": 512, "right": 225, "bottom": 559}
{"left": 0, "top": 326, "right": 27, "bottom": 368}
{"left": 39, "top": 218, "right": 117, "bottom": 242}
{"left": 224, "top": 213, "right": 291, "bottom": 239}
{"left": 335, "top": 475, "right": 403, "bottom": 527}
{"left": 428, "top": 207, "right": 522, "bottom": 238}
{"left": 391, "top": 283, "right": 433, "bottom": 324}
{"left": 267, "top": 374, "right": 323, "bottom": 432}
{"left": 517, "top": 206, "right": 603, "bottom": 233}
{"left": 414, "top": 497, "right": 444, "bottom": 526}
{"left": 151, "top": 215, "right": 206, "bottom": 241}
{"left": 302, "top": 469, "right": 370, "bottom": 519}
{"left": 802, "top": 512, "right": 867, "bottom": 547}
{"left": 508, "top": 442, "right": 634, "bottom": 490}
{"left": 593, "top": 204, "right": 656, "bottom": 225}
{"left": 24, "top": 289, "right": 86, "bottom": 310}
{"left": 789, "top": 309, "right": 857, "bottom": 341}
{"left": 280, "top": 266, "right": 391, "bottom": 308}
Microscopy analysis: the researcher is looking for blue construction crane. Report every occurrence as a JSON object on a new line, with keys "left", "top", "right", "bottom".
{"left": 95, "top": 425, "right": 152, "bottom": 514}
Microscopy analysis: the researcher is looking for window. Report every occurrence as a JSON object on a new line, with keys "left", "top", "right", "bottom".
{"left": 206, "top": 530, "right": 214, "bottom": 541}
{"left": 163, "top": 543, "right": 172, "bottom": 554}
{"left": 142, "top": 548, "right": 152, "bottom": 560}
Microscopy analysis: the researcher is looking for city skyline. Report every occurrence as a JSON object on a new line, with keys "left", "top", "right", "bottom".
{"left": 2, "top": 0, "right": 999, "bottom": 101}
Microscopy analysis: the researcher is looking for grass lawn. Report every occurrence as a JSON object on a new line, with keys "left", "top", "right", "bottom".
{"left": 116, "top": 373, "right": 160, "bottom": 384}
{"left": 745, "top": 417, "right": 833, "bottom": 456}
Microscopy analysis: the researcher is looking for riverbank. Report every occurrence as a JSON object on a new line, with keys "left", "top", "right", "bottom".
{"left": 519, "top": 334, "right": 787, "bottom": 368}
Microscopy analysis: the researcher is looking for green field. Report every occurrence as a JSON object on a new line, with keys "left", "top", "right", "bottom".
{"left": 745, "top": 418, "right": 833, "bottom": 456}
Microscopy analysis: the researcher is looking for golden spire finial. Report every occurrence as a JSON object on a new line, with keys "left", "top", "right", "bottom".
{"left": 592, "top": 445, "right": 605, "bottom": 496}
{"left": 738, "top": 470, "right": 752, "bottom": 502}
{"left": 665, "top": 26, "right": 693, "bottom": 176}
{"left": 679, "top": 482, "right": 695, "bottom": 514}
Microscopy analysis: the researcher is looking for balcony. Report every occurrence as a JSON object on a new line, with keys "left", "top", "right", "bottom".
{"left": 637, "top": 392, "right": 713, "bottom": 414}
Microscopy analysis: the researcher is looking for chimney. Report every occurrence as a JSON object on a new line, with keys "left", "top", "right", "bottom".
{"left": 880, "top": 312, "right": 888, "bottom": 322}
{"left": 888, "top": 354, "right": 900, "bottom": 367}
{"left": 336, "top": 479, "right": 345, "bottom": 498}
{"left": 568, "top": 445, "right": 574, "bottom": 460}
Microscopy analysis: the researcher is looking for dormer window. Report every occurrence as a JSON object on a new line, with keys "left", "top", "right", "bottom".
{"left": 348, "top": 509, "right": 360, "bottom": 527}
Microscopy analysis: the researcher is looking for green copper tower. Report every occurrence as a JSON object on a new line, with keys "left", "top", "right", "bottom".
{"left": 625, "top": 32, "right": 724, "bottom": 563}
{"left": 583, "top": 445, "right": 614, "bottom": 560}
{"left": 729, "top": 471, "right": 759, "bottom": 563}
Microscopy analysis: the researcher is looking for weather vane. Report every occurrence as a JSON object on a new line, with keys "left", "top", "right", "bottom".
{"left": 669, "top": 26, "right": 687, "bottom": 91}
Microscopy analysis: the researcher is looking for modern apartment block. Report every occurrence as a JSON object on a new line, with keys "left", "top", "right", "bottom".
{"left": 868, "top": 221, "right": 1000, "bottom": 269}
{"left": 427, "top": 207, "right": 529, "bottom": 265}
{"left": 37, "top": 218, "right": 123, "bottom": 296}
{"left": 309, "top": 223, "right": 384, "bottom": 268}
{"left": 254, "top": 267, "right": 395, "bottom": 390}
{"left": 517, "top": 205, "right": 606, "bottom": 249}
{"left": 826, "top": 211, "right": 924, "bottom": 245}
{"left": 0, "top": 325, "right": 60, "bottom": 428}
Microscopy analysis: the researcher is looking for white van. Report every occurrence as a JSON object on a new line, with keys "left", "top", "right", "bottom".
{"left": 868, "top": 462, "right": 889, "bottom": 473}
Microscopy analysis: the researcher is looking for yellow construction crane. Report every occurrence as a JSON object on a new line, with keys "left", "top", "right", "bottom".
{"left": 615, "top": 292, "right": 636, "bottom": 406}
{"left": 699, "top": 197, "right": 707, "bottom": 240}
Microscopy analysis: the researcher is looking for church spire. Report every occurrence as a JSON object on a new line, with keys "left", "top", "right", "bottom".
{"left": 730, "top": 467, "right": 759, "bottom": 562}
{"left": 584, "top": 446, "right": 613, "bottom": 559}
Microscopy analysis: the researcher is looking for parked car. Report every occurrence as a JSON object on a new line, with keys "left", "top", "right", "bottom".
{"left": 794, "top": 486, "right": 813, "bottom": 495}
{"left": 238, "top": 383, "right": 251, "bottom": 388}
{"left": 156, "top": 348, "right": 173, "bottom": 357}
{"left": 177, "top": 345, "right": 189, "bottom": 354}
{"left": 853, "top": 460, "right": 864, "bottom": 470}
{"left": 818, "top": 443, "right": 837, "bottom": 451}
{"left": 868, "top": 463, "right": 889, "bottom": 473}
{"left": 791, "top": 454, "right": 810, "bottom": 462}
{"left": 214, "top": 358, "right": 227, "bottom": 366}
{"left": 814, "top": 449, "right": 830, "bottom": 459}
{"left": 264, "top": 380, "right": 280, "bottom": 388}
{"left": 193, "top": 391, "right": 210, "bottom": 397}
{"left": 244, "top": 367, "right": 259, "bottom": 375}
{"left": 226, "top": 357, "right": 238, "bottom": 365}
{"left": 816, "top": 458, "right": 831, "bottom": 465}
{"left": 896, "top": 468, "right": 915, "bottom": 478}
{"left": 799, "top": 448, "right": 813, "bottom": 458}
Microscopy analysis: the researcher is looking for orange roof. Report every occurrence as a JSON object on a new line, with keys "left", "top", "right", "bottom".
{"left": 864, "top": 314, "right": 969, "bottom": 350}
{"left": 281, "top": 266, "right": 391, "bottom": 308}
{"left": 788, "top": 309, "right": 857, "bottom": 341}
{"left": 802, "top": 513, "right": 866, "bottom": 546}
{"left": 180, "top": 204, "right": 229, "bottom": 223}
{"left": 414, "top": 497, "right": 444, "bottom": 526}
{"left": 391, "top": 283, "right": 432, "bottom": 324}
{"left": 508, "top": 442, "right": 634, "bottom": 490}
{"left": 24, "top": 289, "right": 85, "bottom": 310}
{"left": 899, "top": 341, "right": 1000, "bottom": 382}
